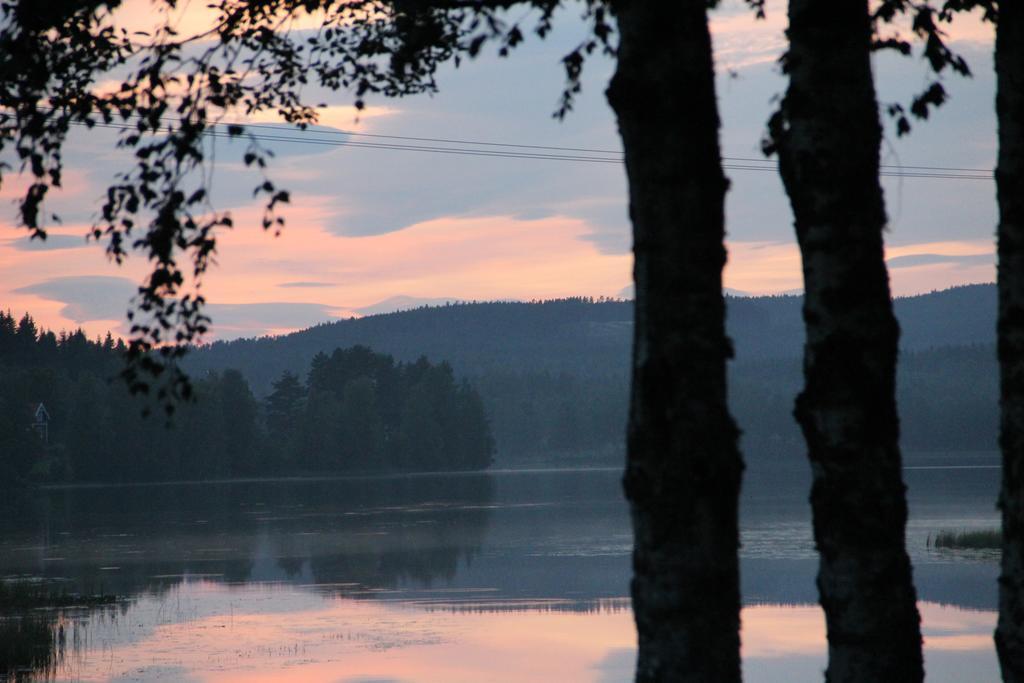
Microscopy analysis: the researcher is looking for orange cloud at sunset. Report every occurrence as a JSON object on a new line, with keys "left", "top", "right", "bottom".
{"left": 237, "top": 104, "right": 401, "bottom": 129}
{"left": 884, "top": 240, "right": 995, "bottom": 296}
{"left": 205, "top": 204, "right": 633, "bottom": 313}
{"left": 1, "top": 192, "right": 997, "bottom": 341}
{"left": 1, "top": 202, "right": 634, "bottom": 340}
{"left": 110, "top": 0, "right": 344, "bottom": 43}
{"left": 724, "top": 239, "right": 995, "bottom": 298}
{"left": 724, "top": 241, "right": 803, "bottom": 295}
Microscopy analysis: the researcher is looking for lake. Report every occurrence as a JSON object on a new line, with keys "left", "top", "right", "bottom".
{"left": 0, "top": 452, "right": 1002, "bottom": 682}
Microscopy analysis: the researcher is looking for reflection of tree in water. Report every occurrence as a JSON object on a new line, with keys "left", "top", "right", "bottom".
{"left": 307, "top": 475, "right": 495, "bottom": 591}
{"left": 0, "top": 602, "right": 124, "bottom": 683}
{"left": 3, "top": 475, "right": 494, "bottom": 601}
{"left": 0, "top": 470, "right": 496, "bottom": 681}
{"left": 0, "top": 614, "right": 60, "bottom": 681}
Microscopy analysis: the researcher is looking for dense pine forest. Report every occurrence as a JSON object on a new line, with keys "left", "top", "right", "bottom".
{"left": 0, "top": 285, "right": 1002, "bottom": 484}
{"left": 190, "top": 286, "right": 1001, "bottom": 462}
{"left": 0, "top": 312, "right": 492, "bottom": 486}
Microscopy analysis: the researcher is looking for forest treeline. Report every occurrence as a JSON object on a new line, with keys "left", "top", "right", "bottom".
{"left": 187, "top": 289, "right": 1000, "bottom": 462}
{"left": 0, "top": 293, "right": 1000, "bottom": 484}
{"left": 0, "top": 311, "right": 492, "bottom": 485}
{"left": 477, "top": 342, "right": 997, "bottom": 463}
{"left": 187, "top": 285, "right": 997, "bottom": 394}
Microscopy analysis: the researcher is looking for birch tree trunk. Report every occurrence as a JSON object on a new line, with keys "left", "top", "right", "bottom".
{"left": 606, "top": 2, "right": 743, "bottom": 681}
{"left": 772, "top": 1, "right": 923, "bottom": 680}
{"left": 996, "top": 3, "right": 1024, "bottom": 680}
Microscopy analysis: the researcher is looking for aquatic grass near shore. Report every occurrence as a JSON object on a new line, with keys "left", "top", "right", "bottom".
{"left": 0, "top": 613, "right": 62, "bottom": 681}
{"left": 929, "top": 528, "right": 1002, "bottom": 550}
{"left": 1, "top": 580, "right": 118, "bottom": 681}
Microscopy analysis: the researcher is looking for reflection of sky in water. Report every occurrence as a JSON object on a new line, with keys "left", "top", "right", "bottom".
{"left": 1, "top": 460, "right": 1004, "bottom": 681}
{"left": 37, "top": 582, "right": 997, "bottom": 683}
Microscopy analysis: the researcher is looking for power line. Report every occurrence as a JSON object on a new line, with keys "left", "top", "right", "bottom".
{"left": 716, "top": 154, "right": 991, "bottom": 175}
{"left": 83, "top": 121, "right": 626, "bottom": 164}
{"left": 236, "top": 120, "right": 993, "bottom": 176}
{"left": 67, "top": 118, "right": 993, "bottom": 181}
{"left": 23, "top": 105, "right": 995, "bottom": 176}
{"left": 239, "top": 120, "right": 625, "bottom": 156}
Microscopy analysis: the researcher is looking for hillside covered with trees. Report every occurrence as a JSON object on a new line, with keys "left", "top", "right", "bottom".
{"left": 0, "top": 285, "right": 1000, "bottom": 483}
{"left": 189, "top": 285, "right": 1000, "bottom": 462}
{"left": 0, "top": 312, "right": 492, "bottom": 486}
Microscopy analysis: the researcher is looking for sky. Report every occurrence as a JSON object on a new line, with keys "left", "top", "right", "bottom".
{"left": 0, "top": 1, "right": 999, "bottom": 340}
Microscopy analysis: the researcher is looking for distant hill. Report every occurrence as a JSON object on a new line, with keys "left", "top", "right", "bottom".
{"left": 186, "top": 284, "right": 999, "bottom": 464}
{"left": 188, "top": 296, "right": 636, "bottom": 395}
{"left": 353, "top": 295, "right": 462, "bottom": 316}
{"left": 189, "top": 284, "right": 996, "bottom": 395}
{"left": 729, "top": 282, "right": 996, "bottom": 360}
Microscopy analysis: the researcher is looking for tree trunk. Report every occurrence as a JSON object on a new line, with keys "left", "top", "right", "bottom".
{"left": 996, "top": 4, "right": 1024, "bottom": 680}
{"left": 772, "top": 1, "right": 923, "bottom": 680}
{"left": 606, "top": 3, "right": 742, "bottom": 681}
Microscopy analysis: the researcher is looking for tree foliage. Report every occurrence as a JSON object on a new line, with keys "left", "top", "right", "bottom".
{"left": 0, "top": 312, "right": 492, "bottom": 484}
{"left": 0, "top": 0, "right": 617, "bottom": 408}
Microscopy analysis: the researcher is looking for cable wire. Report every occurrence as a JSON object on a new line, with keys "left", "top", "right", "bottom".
{"left": 67, "top": 118, "right": 994, "bottom": 181}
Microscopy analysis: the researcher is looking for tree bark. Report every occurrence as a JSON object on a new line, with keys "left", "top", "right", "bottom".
{"left": 996, "top": 3, "right": 1024, "bottom": 680}
{"left": 772, "top": 1, "right": 923, "bottom": 680}
{"left": 606, "top": 3, "right": 742, "bottom": 682}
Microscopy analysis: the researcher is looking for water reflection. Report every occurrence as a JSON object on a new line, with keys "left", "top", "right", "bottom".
{"left": 0, "top": 582, "right": 999, "bottom": 683}
{"left": 742, "top": 602, "right": 999, "bottom": 683}
{"left": 0, "top": 458, "right": 1004, "bottom": 681}
{"left": 0, "top": 475, "right": 495, "bottom": 599}
{"left": 0, "top": 614, "right": 61, "bottom": 681}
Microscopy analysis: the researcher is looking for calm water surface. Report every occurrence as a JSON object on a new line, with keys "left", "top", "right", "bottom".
{"left": 0, "top": 452, "right": 1002, "bottom": 682}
